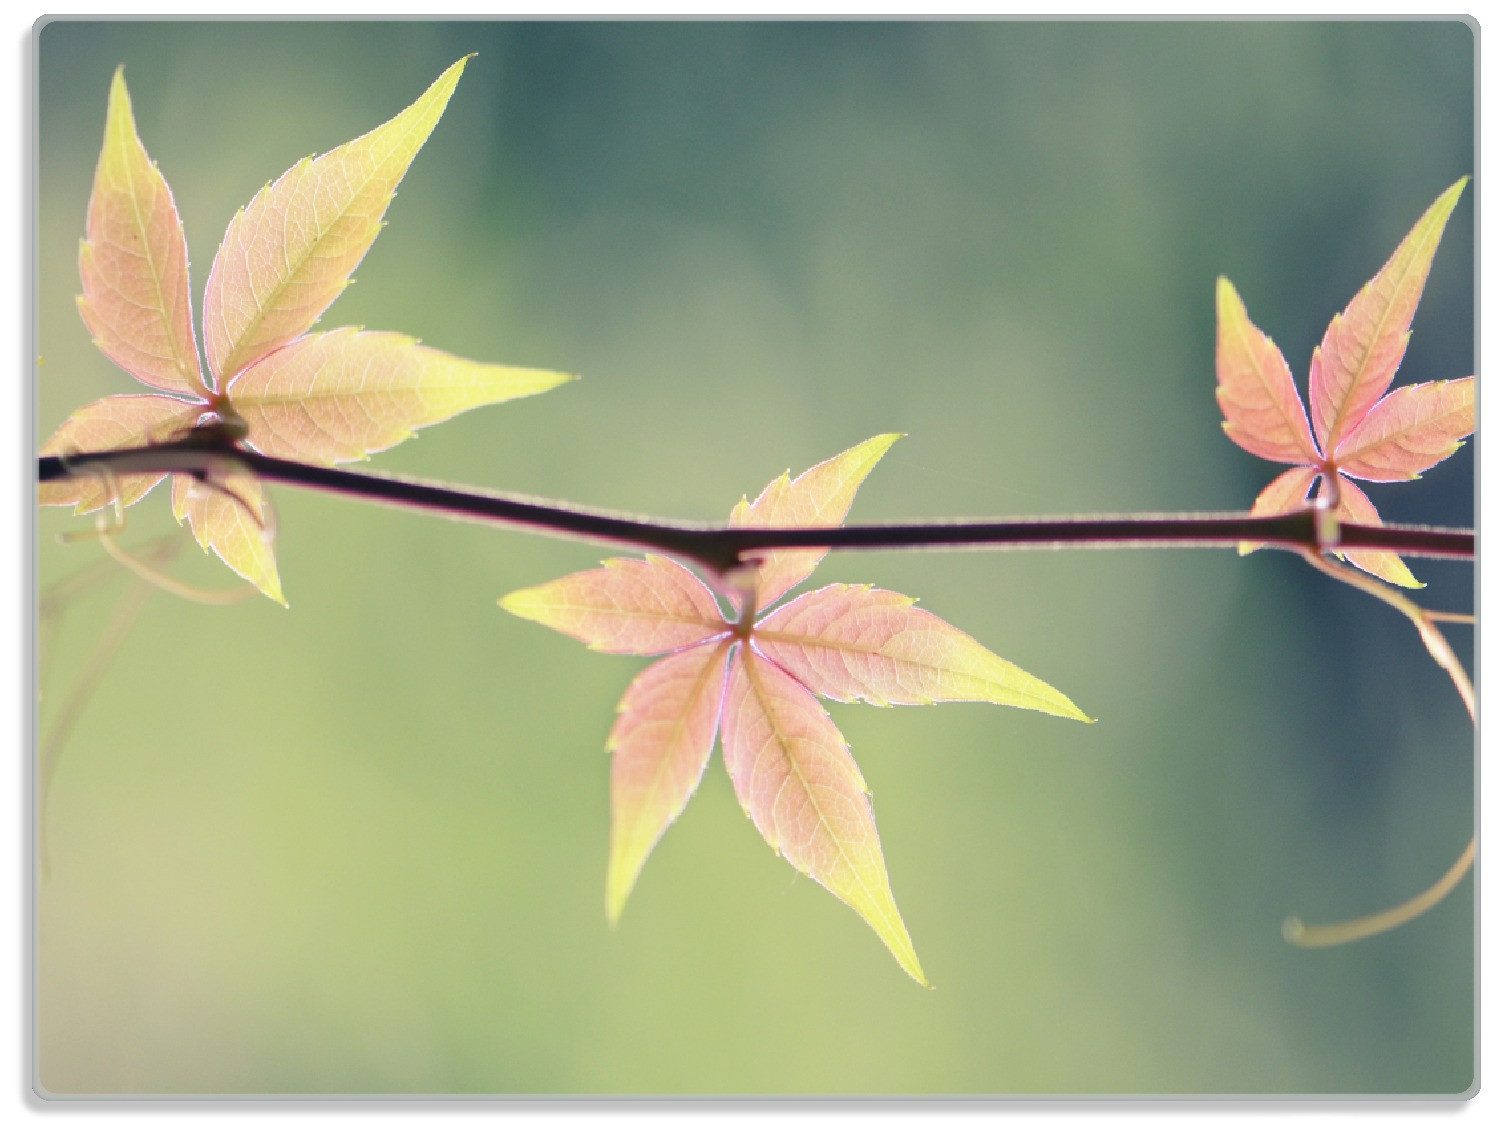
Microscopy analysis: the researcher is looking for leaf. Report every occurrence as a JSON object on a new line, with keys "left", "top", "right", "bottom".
{"left": 755, "top": 583, "right": 1091, "bottom": 720}
{"left": 1332, "top": 377, "right": 1475, "bottom": 482}
{"left": 500, "top": 555, "right": 729, "bottom": 655}
{"left": 77, "top": 68, "right": 207, "bottom": 398}
{"left": 226, "top": 328, "right": 575, "bottom": 463}
{"left": 1238, "top": 465, "right": 1318, "bottom": 556}
{"left": 171, "top": 473, "right": 285, "bottom": 605}
{"left": 201, "top": 56, "right": 470, "bottom": 384}
{"left": 45, "top": 58, "right": 571, "bottom": 603}
{"left": 39, "top": 395, "right": 202, "bottom": 513}
{"left": 730, "top": 433, "right": 902, "bottom": 610}
{"left": 721, "top": 648, "right": 928, "bottom": 987}
{"left": 1333, "top": 478, "right": 1421, "bottom": 590}
{"left": 1214, "top": 277, "right": 1318, "bottom": 464}
{"left": 501, "top": 436, "right": 1090, "bottom": 983}
{"left": 1217, "top": 181, "right": 1471, "bottom": 587}
{"left": 606, "top": 641, "right": 731, "bottom": 924}
{"left": 1308, "top": 177, "right": 1467, "bottom": 452}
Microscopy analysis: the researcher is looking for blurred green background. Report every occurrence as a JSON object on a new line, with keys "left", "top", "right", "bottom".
{"left": 35, "top": 20, "right": 1474, "bottom": 1095}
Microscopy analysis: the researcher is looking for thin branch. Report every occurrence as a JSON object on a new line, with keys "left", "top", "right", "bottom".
{"left": 37, "top": 441, "right": 1475, "bottom": 574}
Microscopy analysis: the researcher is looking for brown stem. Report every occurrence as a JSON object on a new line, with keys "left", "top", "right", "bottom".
{"left": 37, "top": 442, "right": 1475, "bottom": 572}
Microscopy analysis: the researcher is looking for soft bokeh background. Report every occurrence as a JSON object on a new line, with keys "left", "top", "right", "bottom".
{"left": 35, "top": 20, "right": 1474, "bottom": 1095}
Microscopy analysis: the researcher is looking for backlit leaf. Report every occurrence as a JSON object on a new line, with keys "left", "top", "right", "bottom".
{"left": 1215, "top": 277, "right": 1318, "bottom": 464}
{"left": 47, "top": 59, "right": 569, "bottom": 603}
{"left": 1333, "top": 478, "right": 1421, "bottom": 590}
{"left": 730, "top": 433, "right": 902, "bottom": 610}
{"left": 501, "top": 436, "right": 1092, "bottom": 983}
{"left": 77, "top": 69, "right": 207, "bottom": 398}
{"left": 227, "top": 328, "right": 575, "bottom": 463}
{"left": 721, "top": 649, "right": 927, "bottom": 986}
{"left": 171, "top": 474, "right": 285, "bottom": 605}
{"left": 1238, "top": 465, "right": 1318, "bottom": 556}
{"left": 1308, "top": 177, "right": 1467, "bottom": 451}
{"left": 500, "top": 555, "right": 729, "bottom": 655}
{"left": 202, "top": 57, "right": 470, "bottom": 382}
{"left": 755, "top": 583, "right": 1090, "bottom": 720}
{"left": 1332, "top": 377, "right": 1475, "bottom": 482}
{"left": 606, "top": 641, "right": 732, "bottom": 924}
{"left": 40, "top": 395, "right": 202, "bottom": 513}
{"left": 1217, "top": 182, "right": 1471, "bottom": 588}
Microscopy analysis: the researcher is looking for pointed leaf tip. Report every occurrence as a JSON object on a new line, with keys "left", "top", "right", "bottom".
{"left": 81, "top": 61, "right": 206, "bottom": 396}
{"left": 203, "top": 59, "right": 472, "bottom": 381}
{"left": 1215, "top": 277, "right": 1317, "bottom": 464}
{"left": 721, "top": 652, "right": 929, "bottom": 985}
{"left": 605, "top": 642, "right": 729, "bottom": 927}
{"left": 732, "top": 434, "right": 905, "bottom": 609}
{"left": 225, "top": 330, "right": 574, "bottom": 463}
{"left": 1309, "top": 179, "right": 1468, "bottom": 451}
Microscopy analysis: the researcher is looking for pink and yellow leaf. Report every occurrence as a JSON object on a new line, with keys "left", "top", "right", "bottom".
{"left": 1332, "top": 478, "right": 1422, "bottom": 590}
{"left": 1214, "top": 277, "right": 1319, "bottom": 464}
{"left": 721, "top": 649, "right": 927, "bottom": 986}
{"left": 1308, "top": 178, "right": 1468, "bottom": 451}
{"left": 78, "top": 69, "right": 207, "bottom": 398}
{"left": 39, "top": 394, "right": 203, "bottom": 513}
{"left": 500, "top": 555, "right": 729, "bottom": 655}
{"left": 201, "top": 57, "right": 469, "bottom": 382}
{"left": 171, "top": 474, "right": 285, "bottom": 604}
{"left": 730, "top": 434, "right": 902, "bottom": 610}
{"left": 1332, "top": 377, "right": 1474, "bottom": 482}
{"left": 226, "top": 328, "right": 574, "bottom": 463}
{"left": 755, "top": 584, "right": 1090, "bottom": 720}
{"left": 1238, "top": 465, "right": 1318, "bottom": 556}
{"left": 606, "top": 641, "right": 732, "bottom": 924}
